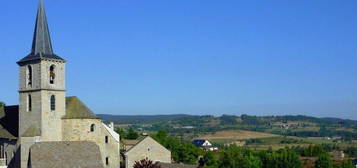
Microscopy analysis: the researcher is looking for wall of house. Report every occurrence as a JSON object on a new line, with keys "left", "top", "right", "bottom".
{"left": 62, "top": 119, "right": 120, "bottom": 168}
{"left": 19, "top": 137, "right": 38, "bottom": 168}
{"left": 0, "top": 139, "right": 17, "bottom": 167}
{"left": 125, "top": 137, "right": 171, "bottom": 168}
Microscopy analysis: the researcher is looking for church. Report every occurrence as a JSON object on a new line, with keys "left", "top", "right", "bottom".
{"left": 0, "top": 1, "right": 120, "bottom": 167}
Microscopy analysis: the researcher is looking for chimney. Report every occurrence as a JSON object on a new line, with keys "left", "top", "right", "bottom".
{"left": 109, "top": 122, "right": 114, "bottom": 130}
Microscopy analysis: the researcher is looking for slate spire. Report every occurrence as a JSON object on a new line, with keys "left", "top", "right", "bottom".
{"left": 18, "top": 0, "right": 65, "bottom": 64}
{"left": 31, "top": 0, "right": 53, "bottom": 55}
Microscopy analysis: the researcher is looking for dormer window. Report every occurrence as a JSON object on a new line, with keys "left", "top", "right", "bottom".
{"left": 27, "top": 65, "right": 33, "bottom": 87}
{"left": 49, "top": 65, "right": 55, "bottom": 84}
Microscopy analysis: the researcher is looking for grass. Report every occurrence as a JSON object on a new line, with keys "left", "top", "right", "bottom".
{"left": 199, "top": 130, "right": 279, "bottom": 140}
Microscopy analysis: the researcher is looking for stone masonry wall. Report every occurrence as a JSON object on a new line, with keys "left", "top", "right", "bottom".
{"left": 125, "top": 137, "right": 171, "bottom": 168}
{"left": 62, "top": 119, "right": 120, "bottom": 168}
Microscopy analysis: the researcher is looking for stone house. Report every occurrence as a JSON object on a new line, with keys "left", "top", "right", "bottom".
{"left": 122, "top": 136, "right": 171, "bottom": 168}
{"left": 0, "top": 1, "right": 120, "bottom": 167}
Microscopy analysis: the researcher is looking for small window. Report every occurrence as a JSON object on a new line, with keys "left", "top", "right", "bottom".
{"left": 105, "top": 136, "right": 109, "bottom": 143}
{"left": 28, "top": 94, "right": 32, "bottom": 112}
{"left": 106, "top": 157, "right": 109, "bottom": 165}
{"left": 0, "top": 145, "right": 3, "bottom": 159}
{"left": 49, "top": 65, "right": 56, "bottom": 84}
{"left": 50, "top": 95, "right": 55, "bottom": 111}
{"left": 27, "top": 65, "right": 33, "bottom": 87}
{"left": 90, "top": 124, "right": 95, "bottom": 132}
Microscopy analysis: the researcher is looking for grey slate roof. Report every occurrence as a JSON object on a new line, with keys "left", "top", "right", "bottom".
{"left": 192, "top": 139, "right": 209, "bottom": 147}
{"left": 17, "top": 0, "right": 65, "bottom": 64}
{"left": 122, "top": 136, "right": 148, "bottom": 151}
{"left": 63, "top": 96, "right": 100, "bottom": 119}
{"left": 0, "top": 105, "right": 19, "bottom": 139}
{"left": 29, "top": 141, "right": 104, "bottom": 168}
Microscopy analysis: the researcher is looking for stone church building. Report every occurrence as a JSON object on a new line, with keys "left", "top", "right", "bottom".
{"left": 0, "top": 1, "right": 120, "bottom": 167}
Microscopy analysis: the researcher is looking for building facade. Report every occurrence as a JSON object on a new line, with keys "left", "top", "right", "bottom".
{"left": 0, "top": 1, "right": 120, "bottom": 167}
{"left": 123, "top": 136, "right": 171, "bottom": 168}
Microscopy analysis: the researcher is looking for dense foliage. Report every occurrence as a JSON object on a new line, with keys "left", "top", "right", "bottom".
{"left": 344, "top": 147, "right": 357, "bottom": 157}
{"left": 152, "top": 130, "right": 202, "bottom": 164}
{"left": 115, "top": 127, "right": 139, "bottom": 140}
{"left": 148, "top": 130, "right": 355, "bottom": 168}
{"left": 334, "top": 160, "right": 355, "bottom": 168}
{"left": 315, "top": 153, "right": 333, "bottom": 168}
{"left": 107, "top": 114, "right": 357, "bottom": 142}
{"left": 202, "top": 146, "right": 301, "bottom": 168}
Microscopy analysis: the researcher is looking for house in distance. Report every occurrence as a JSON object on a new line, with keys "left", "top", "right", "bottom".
{"left": 192, "top": 139, "right": 218, "bottom": 151}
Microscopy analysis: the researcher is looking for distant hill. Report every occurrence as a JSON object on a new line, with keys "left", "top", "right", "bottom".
{"left": 97, "top": 114, "right": 192, "bottom": 124}
{"left": 98, "top": 113, "right": 357, "bottom": 141}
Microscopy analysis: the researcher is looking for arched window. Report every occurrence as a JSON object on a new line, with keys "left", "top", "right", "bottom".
{"left": 49, "top": 65, "right": 56, "bottom": 84}
{"left": 50, "top": 95, "right": 55, "bottom": 111}
{"left": 90, "top": 124, "right": 95, "bottom": 132}
{"left": 28, "top": 94, "right": 32, "bottom": 112}
{"left": 27, "top": 65, "right": 32, "bottom": 87}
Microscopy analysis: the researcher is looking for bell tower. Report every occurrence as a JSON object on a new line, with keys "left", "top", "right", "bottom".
{"left": 17, "top": 0, "right": 66, "bottom": 142}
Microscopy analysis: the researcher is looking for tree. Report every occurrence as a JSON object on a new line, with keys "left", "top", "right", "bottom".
{"left": 115, "top": 127, "right": 126, "bottom": 140}
{"left": 315, "top": 153, "right": 333, "bottom": 168}
{"left": 203, "top": 151, "right": 217, "bottom": 167}
{"left": 217, "top": 146, "right": 261, "bottom": 168}
{"left": 344, "top": 147, "right": 357, "bottom": 157}
{"left": 335, "top": 160, "right": 355, "bottom": 168}
{"left": 152, "top": 130, "right": 202, "bottom": 164}
{"left": 133, "top": 159, "right": 161, "bottom": 168}
{"left": 262, "top": 148, "right": 301, "bottom": 168}
{"left": 126, "top": 127, "right": 139, "bottom": 140}
{"left": 0, "top": 102, "right": 4, "bottom": 108}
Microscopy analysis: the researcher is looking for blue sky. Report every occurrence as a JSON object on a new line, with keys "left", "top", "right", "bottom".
{"left": 1, "top": 0, "right": 356, "bottom": 119}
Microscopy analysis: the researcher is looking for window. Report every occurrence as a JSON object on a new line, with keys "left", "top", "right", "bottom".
{"left": 105, "top": 136, "right": 109, "bottom": 143}
{"left": 27, "top": 65, "right": 32, "bottom": 87}
{"left": 49, "top": 65, "right": 55, "bottom": 84}
{"left": 90, "top": 124, "right": 95, "bottom": 132}
{"left": 106, "top": 157, "right": 109, "bottom": 165}
{"left": 0, "top": 145, "right": 3, "bottom": 159}
{"left": 50, "top": 95, "right": 55, "bottom": 111}
{"left": 28, "top": 94, "right": 32, "bottom": 112}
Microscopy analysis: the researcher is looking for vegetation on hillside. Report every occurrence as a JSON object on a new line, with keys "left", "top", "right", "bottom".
{"left": 105, "top": 114, "right": 357, "bottom": 142}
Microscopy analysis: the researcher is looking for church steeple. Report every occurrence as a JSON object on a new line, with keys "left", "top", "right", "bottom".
{"left": 17, "top": 0, "right": 64, "bottom": 64}
{"left": 31, "top": 0, "right": 53, "bottom": 55}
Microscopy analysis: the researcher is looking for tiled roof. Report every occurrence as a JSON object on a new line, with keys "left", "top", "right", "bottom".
{"left": 123, "top": 136, "right": 147, "bottom": 151}
{"left": 102, "top": 123, "right": 120, "bottom": 142}
{"left": 29, "top": 141, "right": 104, "bottom": 168}
{"left": 63, "top": 96, "right": 100, "bottom": 119}
{"left": 0, "top": 96, "right": 99, "bottom": 139}
{"left": 192, "top": 139, "right": 206, "bottom": 147}
{"left": 0, "top": 105, "right": 19, "bottom": 139}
